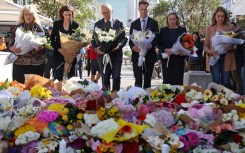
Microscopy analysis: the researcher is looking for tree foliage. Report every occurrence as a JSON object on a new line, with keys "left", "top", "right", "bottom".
{"left": 152, "top": 0, "right": 221, "bottom": 36}
{"left": 31, "top": 0, "right": 95, "bottom": 28}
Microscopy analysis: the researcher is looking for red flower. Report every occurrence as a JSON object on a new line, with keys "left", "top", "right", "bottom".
{"left": 232, "top": 134, "right": 243, "bottom": 144}
{"left": 172, "top": 93, "right": 187, "bottom": 105}
{"left": 120, "top": 125, "right": 132, "bottom": 134}
{"left": 123, "top": 141, "right": 139, "bottom": 153}
{"left": 137, "top": 114, "right": 146, "bottom": 121}
{"left": 85, "top": 100, "right": 96, "bottom": 111}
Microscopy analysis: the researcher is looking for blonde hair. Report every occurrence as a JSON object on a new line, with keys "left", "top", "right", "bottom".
{"left": 18, "top": 5, "right": 40, "bottom": 25}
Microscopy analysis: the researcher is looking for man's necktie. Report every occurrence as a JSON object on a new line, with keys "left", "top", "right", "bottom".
{"left": 105, "top": 20, "right": 111, "bottom": 30}
{"left": 142, "top": 19, "right": 146, "bottom": 31}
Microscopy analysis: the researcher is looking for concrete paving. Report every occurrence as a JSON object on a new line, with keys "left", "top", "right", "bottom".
{"left": 82, "top": 62, "right": 163, "bottom": 90}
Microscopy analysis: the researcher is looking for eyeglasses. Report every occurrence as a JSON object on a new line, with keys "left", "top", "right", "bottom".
{"left": 101, "top": 11, "right": 111, "bottom": 15}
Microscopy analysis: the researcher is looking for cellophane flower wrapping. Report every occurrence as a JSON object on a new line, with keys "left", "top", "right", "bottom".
{"left": 93, "top": 27, "right": 126, "bottom": 54}
{"left": 210, "top": 31, "right": 244, "bottom": 66}
{"left": 161, "top": 33, "right": 198, "bottom": 59}
{"left": 59, "top": 32, "right": 84, "bottom": 77}
{"left": 4, "top": 27, "right": 45, "bottom": 65}
{"left": 130, "top": 29, "right": 155, "bottom": 67}
{"left": 0, "top": 90, "right": 14, "bottom": 117}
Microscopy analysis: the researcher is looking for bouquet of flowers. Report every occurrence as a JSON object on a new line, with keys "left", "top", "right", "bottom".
{"left": 210, "top": 31, "right": 244, "bottom": 66}
{"left": 59, "top": 28, "right": 89, "bottom": 78}
{"left": 4, "top": 26, "right": 48, "bottom": 65}
{"left": 130, "top": 29, "right": 155, "bottom": 67}
{"left": 93, "top": 27, "right": 126, "bottom": 54}
{"left": 0, "top": 90, "right": 14, "bottom": 117}
{"left": 161, "top": 33, "right": 198, "bottom": 59}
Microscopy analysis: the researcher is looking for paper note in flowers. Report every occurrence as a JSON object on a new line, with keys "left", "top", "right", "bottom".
{"left": 161, "top": 33, "right": 198, "bottom": 59}
{"left": 93, "top": 27, "right": 126, "bottom": 54}
{"left": 4, "top": 27, "right": 45, "bottom": 65}
{"left": 210, "top": 31, "right": 244, "bottom": 66}
{"left": 0, "top": 90, "right": 14, "bottom": 117}
{"left": 130, "top": 29, "right": 155, "bottom": 67}
{"left": 59, "top": 32, "right": 84, "bottom": 77}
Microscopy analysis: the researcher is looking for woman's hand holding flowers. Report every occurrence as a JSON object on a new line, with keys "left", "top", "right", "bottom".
{"left": 10, "top": 44, "right": 22, "bottom": 54}
{"left": 132, "top": 45, "right": 141, "bottom": 53}
{"left": 146, "top": 44, "right": 152, "bottom": 51}
{"left": 165, "top": 48, "right": 173, "bottom": 56}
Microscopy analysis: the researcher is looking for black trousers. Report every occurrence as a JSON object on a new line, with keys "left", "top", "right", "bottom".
{"left": 53, "top": 58, "right": 76, "bottom": 81}
{"left": 132, "top": 60, "right": 155, "bottom": 89}
{"left": 99, "top": 54, "right": 122, "bottom": 91}
{"left": 161, "top": 60, "right": 185, "bottom": 85}
{"left": 13, "top": 62, "right": 45, "bottom": 84}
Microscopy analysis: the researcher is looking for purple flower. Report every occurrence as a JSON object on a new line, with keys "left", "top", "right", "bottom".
{"left": 152, "top": 109, "right": 175, "bottom": 127}
{"left": 21, "top": 141, "right": 38, "bottom": 153}
{"left": 37, "top": 110, "right": 60, "bottom": 123}
{"left": 68, "top": 138, "right": 86, "bottom": 149}
{"left": 32, "top": 100, "right": 41, "bottom": 107}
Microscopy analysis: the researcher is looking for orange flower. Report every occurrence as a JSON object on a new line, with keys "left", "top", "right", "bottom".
{"left": 183, "top": 42, "right": 190, "bottom": 49}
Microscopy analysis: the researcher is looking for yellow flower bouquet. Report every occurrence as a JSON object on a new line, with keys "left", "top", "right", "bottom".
{"left": 101, "top": 119, "right": 147, "bottom": 143}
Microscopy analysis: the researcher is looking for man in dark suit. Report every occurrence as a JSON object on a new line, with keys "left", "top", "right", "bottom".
{"left": 129, "top": 0, "right": 159, "bottom": 89}
{"left": 91, "top": 3, "right": 128, "bottom": 91}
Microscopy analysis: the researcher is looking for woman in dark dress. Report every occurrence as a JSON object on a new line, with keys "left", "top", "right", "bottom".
{"left": 158, "top": 11, "right": 187, "bottom": 85}
{"left": 50, "top": 5, "right": 79, "bottom": 81}
{"left": 9, "top": 5, "right": 45, "bottom": 84}
{"left": 188, "top": 32, "right": 204, "bottom": 71}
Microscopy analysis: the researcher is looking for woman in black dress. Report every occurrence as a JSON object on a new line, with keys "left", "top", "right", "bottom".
{"left": 158, "top": 11, "right": 187, "bottom": 85}
{"left": 50, "top": 5, "right": 79, "bottom": 81}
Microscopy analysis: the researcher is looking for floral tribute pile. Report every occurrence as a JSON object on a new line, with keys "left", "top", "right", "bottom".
{"left": 0, "top": 75, "right": 245, "bottom": 153}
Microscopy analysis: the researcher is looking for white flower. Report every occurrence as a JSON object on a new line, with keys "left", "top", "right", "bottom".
{"left": 91, "top": 118, "right": 119, "bottom": 137}
{"left": 168, "top": 133, "right": 183, "bottom": 148}
{"left": 49, "top": 140, "right": 58, "bottom": 151}
{"left": 0, "top": 116, "right": 11, "bottom": 131}
{"left": 146, "top": 135, "right": 165, "bottom": 149}
{"left": 15, "top": 131, "right": 40, "bottom": 145}
{"left": 84, "top": 113, "right": 100, "bottom": 127}
{"left": 144, "top": 114, "right": 156, "bottom": 127}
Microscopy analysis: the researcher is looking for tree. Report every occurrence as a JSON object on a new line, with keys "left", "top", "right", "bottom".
{"left": 31, "top": 0, "right": 95, "bottom": 28}
{"left": 152, "top": 0, "right": 221, "bottom": 35}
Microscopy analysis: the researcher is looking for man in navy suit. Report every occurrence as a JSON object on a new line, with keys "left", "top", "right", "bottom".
{"left": 129, "top": 0, "right": 159, "bottom": 89}
{"left": 91, "top": 3, "right": 128, "bottom": 91}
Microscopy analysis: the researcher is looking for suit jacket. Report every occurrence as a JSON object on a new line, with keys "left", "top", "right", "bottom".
{"left": 204, "top": 24, "right": 236, "bottom": 72}
{"left": 50, "top": 20, "right": 79, "bottom": 61}
{"left": 129, "top": 17, "right": 159, "bottom": 63}
{"left": 91, "top": 18, "right": 128, "bottom": 61}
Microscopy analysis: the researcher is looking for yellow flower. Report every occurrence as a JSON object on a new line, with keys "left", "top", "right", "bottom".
{"left": 48, "top": 103, "right": 64, "bottom": 113}
{"left": 204, "top": 89, "right": 213, "bottom": 101}
{"left": 42, "top": 139, "right": 50, "bottom": 145}
{"left": 77, "top": 113, "right": 83, "bottom": 119}
{"left": 30, "top": 85, "right": 52, "bottom": 99}
{"left": 67, "top": 125, "right": 73, "bottom": 130}
{"left": 14, "top": 124, "right": 36, "bottom": 138}
{"left": 63, "top": 108, "right": 69, "bottom": 115}
{"left": 108, "top": 109, "right": 115, "bottom": 116}
{"left": 151, "top": 90, "right": 158, "bottom": 99}
{"left": 236, "top": 103, "right": 245, "bottom": 108}
{"left": 62, "top": 115, "right": 68, "bottom": 121}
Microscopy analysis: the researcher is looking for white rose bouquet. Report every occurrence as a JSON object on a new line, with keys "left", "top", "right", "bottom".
{"left": 210, "top": 31, "right": 244, "bottom": 66}
{"left": 131, "top": 29, "right": 155, "bottom": 67}
{"left": 4, "top": 26, "right": 47, "bottom": 65}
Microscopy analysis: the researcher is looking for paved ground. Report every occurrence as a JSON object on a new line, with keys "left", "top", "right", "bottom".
{"left": 82, "top": 62, "right": 163, "bottom": 90}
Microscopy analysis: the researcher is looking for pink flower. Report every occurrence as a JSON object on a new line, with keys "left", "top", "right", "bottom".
{"left": 179, "top": 136, "right": 190, "bottom": 151}
{"left": 115, "top": 143, "right": 123, "bottom": 153}
{"left": 139, "top": 105, "right": 149, "bottom": 116}
{"left": 186, "top": 132, "right": 199, "bottom": 147}
{"left": 37, "top": 110, "right": 60, "bottom": 123}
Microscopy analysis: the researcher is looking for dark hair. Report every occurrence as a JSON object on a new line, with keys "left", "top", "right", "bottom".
{"left": 192, "top": 32, "right": 201, "bottom": 41}
{"left": 139, "top": 0, "right": 149, "bottom": 6}
{"left": 211, "top": 7, "right": 229, "bottom": 26}
{"left": 59, "top": 5, "right": 74, "bottom": 20}
{"left": 231, "top": 21, "right": 237, "bottom": 27}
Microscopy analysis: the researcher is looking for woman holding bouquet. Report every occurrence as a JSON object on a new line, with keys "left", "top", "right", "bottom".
{"left": 50, "top": 5, "right": 79, "bottom": 81}
{"left": 157, "top": 11, "right": 187, "bottom": 85}
{"left": 204, "top": 7, "right": 235, "bottom": 88}
{"left": 9, "top": 5, "right": 45, "bottom": 84}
